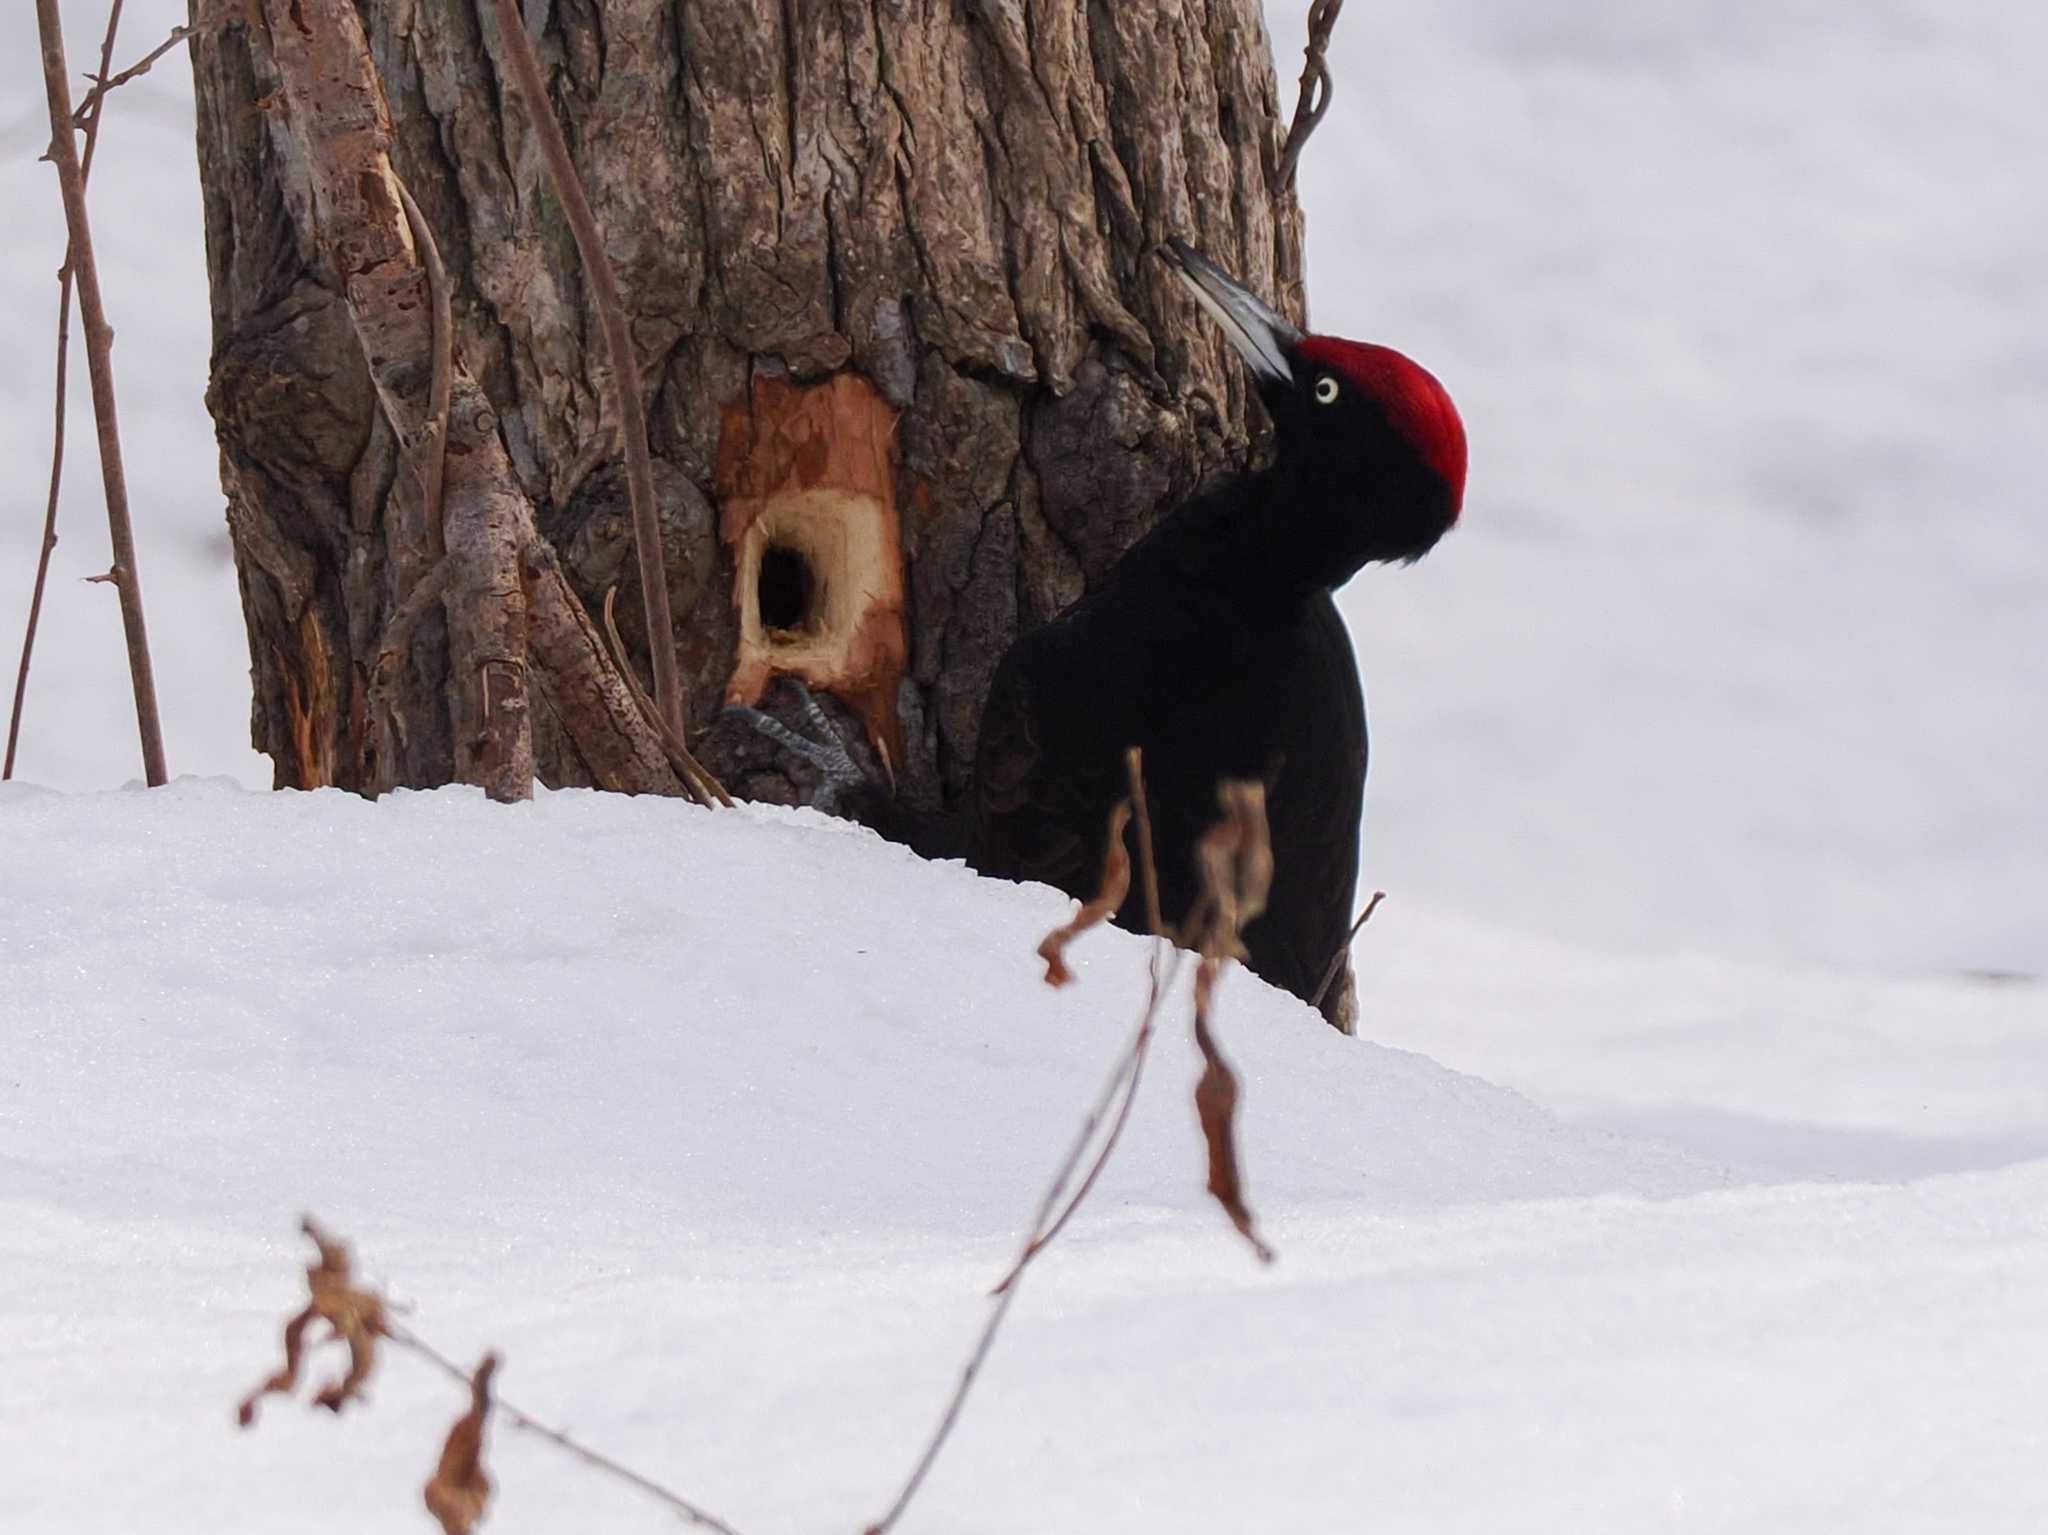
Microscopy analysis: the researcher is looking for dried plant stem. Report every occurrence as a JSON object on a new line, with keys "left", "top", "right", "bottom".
{"left": 4, "top": 290, "right": 74, "bottom": 783}
{"left": 1274, "top": 0, "right": 1345, "bottom": 193}
{"left": 601, "top": 588, "right": 731, "bottom": 809}
{"left": 6, "top": 0, "right": 124, "bottom": 781}
{"left": 485, "top": 0, "right": 686, "bottom": 740}
{"left": 361, "top": 176, "right": 457, "bottom": 785}
{"left": 31, "top": 0, "right": 166, "bottom": 786}
{"left": 994, "top": 942, "right": 1182, "bottom": 1296}
{"left": 385, "top": 1324, "right": 748, "bottom": 1535}
{"left": 869, "top": 953, "right": 1176, "bottom": 1533}
{"left": 1125, "top": 746, "right": 1164, "bottom": 938}
{"left": 392, "top": 177, "right": 451, "bottom": 558}
{"left": 1310, "top": 888, "right": 1384, "bottom": 1012}
{"left": 72, "top": 16, "right": 203, "bottom": 121}
{"left": 866, "top": 769, "right": 1170, "bottom": 1535}
{"left": 994, "top": 751, "right": 1173, "bottom": 1290}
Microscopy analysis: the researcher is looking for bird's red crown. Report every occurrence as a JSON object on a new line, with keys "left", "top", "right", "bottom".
{"left": 1296, "top": 336, "right": 1466, "bottom": 513}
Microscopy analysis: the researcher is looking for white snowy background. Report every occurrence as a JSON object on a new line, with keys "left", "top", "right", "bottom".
{"left": 3, "top": 2, "right": 2046, "bottom": 1530}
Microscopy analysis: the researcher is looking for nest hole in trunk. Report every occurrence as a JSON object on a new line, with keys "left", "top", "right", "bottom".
{"left": 757, "top": 542, "right": 818, "bottom": 634}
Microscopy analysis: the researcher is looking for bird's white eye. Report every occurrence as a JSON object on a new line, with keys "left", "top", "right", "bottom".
{"left": 1313, "top": 375, "right": 1341, "bottom": 405}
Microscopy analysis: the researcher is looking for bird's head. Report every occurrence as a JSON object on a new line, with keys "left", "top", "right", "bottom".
{"left": 1162, "top": 238, "right": 1465, "bottom": 570}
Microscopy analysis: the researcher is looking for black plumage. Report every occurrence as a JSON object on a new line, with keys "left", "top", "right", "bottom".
{"left": 969, "top": 242, "right": 1466, "bottom": 1028}
{"left": 747, "top": 242, "right": 1464, "bottom": 1030}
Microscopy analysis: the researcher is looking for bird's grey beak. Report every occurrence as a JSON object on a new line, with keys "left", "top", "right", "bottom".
{"left": 1160, "top": 237, "right": 1302, "bottom": 385}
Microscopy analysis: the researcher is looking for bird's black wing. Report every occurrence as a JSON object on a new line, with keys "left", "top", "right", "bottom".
{"left": 970, "top": 619, "right": 1131, "bottom": 902}
{"left": 1242, "top": 591, "right": 1368, "bottom": 1015}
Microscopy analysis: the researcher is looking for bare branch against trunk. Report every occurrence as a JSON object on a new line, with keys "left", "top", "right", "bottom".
{"left": 32, "top": 0, "right": 167, "bottom": 788}
{"left": 484, "top": 0, "right": 687, "bottom": 744}
{"left": 74, "top": 17, "right": 204, "bottom": 121}
{"left": 189, "top": 1, "right": 1305, "bottom": 803}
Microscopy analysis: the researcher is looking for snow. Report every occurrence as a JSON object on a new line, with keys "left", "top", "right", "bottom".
{"left": 1357, "top": 905, "right": 2048, "bottom": 1181}
{"left": 4, "top": 1, "right": 2043, "bottom": 978}
{"left": 6, "top": 7, "right": 2048, "bottom": 1527}
{"left": 1265, "top": 0, "right": 2048, "bottom": 977}
{"left": 5, "top": 783, "right": 2048, "bottom": 1530}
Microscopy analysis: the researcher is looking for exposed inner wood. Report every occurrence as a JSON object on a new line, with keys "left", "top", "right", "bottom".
{"left": 719, "top": 373, "right": 907, "bottom": 768}
{"left": 274, "top": 603, "right": 335, "bottom": 790}
{"left": 188, "top": 2, "right": 1306, "bottom": 804}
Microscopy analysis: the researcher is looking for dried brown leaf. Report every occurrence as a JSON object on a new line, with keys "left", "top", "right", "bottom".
{"left": 1037, "top": 799, "right": 1133, "bottom": 986}
{"left": 424, "top": 1353, "right": 498, "bottom": 1535}
{"left": 1192, "top": 781, "right": 1271, "bottom": 960}
{"left": 1193, "top": 1006, "right": 1273, "bottom": 1264}
{"left": 237, "top": 1216, "right": 387, "bottom": 1426}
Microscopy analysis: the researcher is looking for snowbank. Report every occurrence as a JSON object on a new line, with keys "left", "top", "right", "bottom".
{"left": 5, "top": 784, "right": 2046, "bottom": 1531}
{"left": 5, "top": 2, "right": 2044, "bottom": 976}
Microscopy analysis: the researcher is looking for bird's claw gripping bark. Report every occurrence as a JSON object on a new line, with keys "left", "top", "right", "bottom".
{"left": 724, "top": 680, "right": 866, "bottom": 813}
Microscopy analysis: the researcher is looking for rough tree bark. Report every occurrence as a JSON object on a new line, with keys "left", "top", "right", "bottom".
{"left": 188, "top": 0, "right": 1305, "bottom": 811}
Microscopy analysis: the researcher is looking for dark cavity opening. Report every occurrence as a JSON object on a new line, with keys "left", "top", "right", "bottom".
{"left": 758, "top": 543, "right": 815, "bottom": 633}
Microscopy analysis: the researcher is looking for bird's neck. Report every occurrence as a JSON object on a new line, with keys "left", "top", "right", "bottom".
{"left": 1122, "top": 463, "right": 1359, "bottom": 608}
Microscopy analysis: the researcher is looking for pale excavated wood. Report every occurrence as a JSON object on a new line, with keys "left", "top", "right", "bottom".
{"left": 189, "top": 0, "right": 1305, "bottom": 803}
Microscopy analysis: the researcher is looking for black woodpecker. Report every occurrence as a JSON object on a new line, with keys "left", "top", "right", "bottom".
{"left": 741, "top": 241, "right": 1466, "bottom": 1031}
{"left": 970, "top": 241, "right": 1465, "bottom": 1029}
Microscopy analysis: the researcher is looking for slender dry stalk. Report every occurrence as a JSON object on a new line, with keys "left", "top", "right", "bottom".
{"left": 7, "top": 0, "right": 125, "bottom": 782}
{"left": 4, "top": 292, "right": 74, "bottom": 784}
{"left": 392, "top": 177, "right": 452, "bottom": 559}
{"left": 360, "top": 175, "right": 456, "bottom": 787}
{"left": 485, "top": 0, "right": 687, "bottom": 740}
{"left": 386, "top": 1324, "right": 749, "bottom": 1535}
{"left": 993, "top": 750, "right": 1173, "bottom": 1291}
{"left": 865, "top": 761, "right": 1171, "bottom": 1535}
{"left": 72, "top": 17, "right": 203, "bottom": 121}
{"left": 1275, "top": 0, "right": 1345, "bottom": 193}
{"left": 1310, "top": 888, "right": 1384, "bottom": 1012}
{"left": 1125, "top": 745, "right": 1164, "bottom": 938}
{"left": 32, "top": 0, "right": 166, "bottom": 786}
{"left": 600, "top": 588, "right": 731, "bottom": 808}
{"left": 992, "top": 943, "right": 1182, "bottom": 1297}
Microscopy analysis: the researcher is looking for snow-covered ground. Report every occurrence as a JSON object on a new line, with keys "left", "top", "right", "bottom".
{"left": 4, "top": 784, "right": 2046, "bottom": 1531}
{"left": 4, "top": 0, "right": 2043, "bottom": 978}
{"left": 6, "top": 8, "right": 2045, "bottom": 1528}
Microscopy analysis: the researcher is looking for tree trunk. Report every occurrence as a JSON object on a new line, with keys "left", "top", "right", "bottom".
{"left": 188, "top": 0, "right": 1304, "bottom": 810}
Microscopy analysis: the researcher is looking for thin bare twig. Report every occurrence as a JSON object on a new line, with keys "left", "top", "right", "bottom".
{"left": 4, "top": 290, "right": 73, "bottom": 783}
{"left": 992, "top": 750, "right": 1173, "bottom": 1292}
{"left": 367, "top": 559, "right": 452, "bottom": 765}
{"left": 392, "top": 176, "right": 451, "bottom": 559}
{"left": 600, "top": 588, "right": 731, "bottom": 808}
{"left": 1274, "top": 0, "right": 1345, "bottom": 193}
{"left": 360, "top": 175, "right": 457, "bottom": 789}
{"left": 1125, "top": 745, "right": 1164, "bottom": 939}
{"left": 485, "top": 0, "right": 687, "bottom": 741}
{"left": 32, "top": 0, "right": 166, "bottom": 786}
{"left": 992, "top": 943, "right": 1182, "bottom": 1298}
{"left": 5, "top": 1, "right": 125, "bottom": 781}
{"left": 1310, "top": 888, "right": 1384, "bottom": 1012}
{"left": 866, "top": 770, "right": 1171, "bottom": 1535}
{"left": 71, "top": 17, "right": 206, "bottom": 123}
{"left": 386, "top": 1324, "right": 749, "bottom": 1535}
